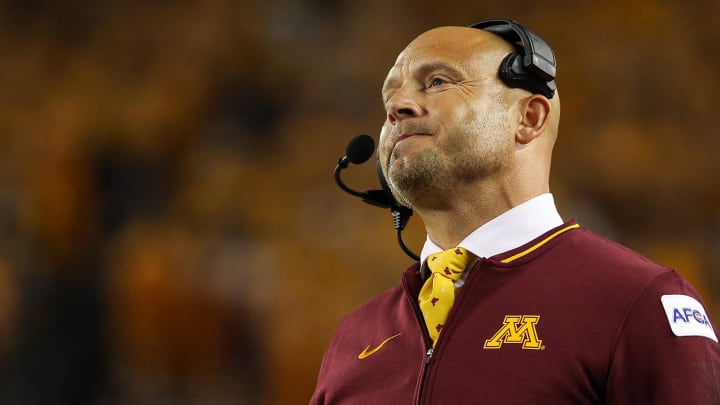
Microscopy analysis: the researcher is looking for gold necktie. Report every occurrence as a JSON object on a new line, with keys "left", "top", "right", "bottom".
{"left": 419, "top": 247, "right": 476, "bottom": 347}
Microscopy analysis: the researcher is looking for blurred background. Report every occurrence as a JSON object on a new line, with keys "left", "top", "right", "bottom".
{"left": 0, "top": 0, "right": 718, "bottom": 403}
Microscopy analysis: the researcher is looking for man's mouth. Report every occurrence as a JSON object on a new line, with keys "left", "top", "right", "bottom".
{"left": 395, "top": 132, "right": 426, "bottom": 145}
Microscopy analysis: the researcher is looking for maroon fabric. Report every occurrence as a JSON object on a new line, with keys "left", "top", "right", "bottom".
{"left": 310, "top": 222, "right": 720, "bottom": 404}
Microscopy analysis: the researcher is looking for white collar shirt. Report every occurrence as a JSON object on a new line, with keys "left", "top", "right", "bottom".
{"left": 419, "top": 193, "right": 564, "bottom": 286}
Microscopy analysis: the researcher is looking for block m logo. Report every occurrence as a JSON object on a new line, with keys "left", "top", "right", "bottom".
{"left": 483, "top": 315, "right": 543, "bottom": 350}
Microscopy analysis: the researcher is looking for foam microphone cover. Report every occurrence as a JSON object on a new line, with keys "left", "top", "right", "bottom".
{"left": 346, "top": 134, "right": 376, "bottom": 164}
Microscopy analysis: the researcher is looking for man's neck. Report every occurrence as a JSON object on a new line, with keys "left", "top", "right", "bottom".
{"left": 418, "top": 188, "right": 548, "bottom": 250}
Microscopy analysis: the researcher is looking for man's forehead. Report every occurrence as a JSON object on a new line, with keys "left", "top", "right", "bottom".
{"left": 384, "top": 26, "right": 509, "bottom": 80}
{"left": 404, "top": 26, "right": 505, "bottom": 56}
{"left": 396, "top": 28, "right": 465, "bottom": 62}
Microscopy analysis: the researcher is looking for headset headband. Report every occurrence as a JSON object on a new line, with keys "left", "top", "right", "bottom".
{"left": 469, "top": 19, "right": 556, "bottom": 98}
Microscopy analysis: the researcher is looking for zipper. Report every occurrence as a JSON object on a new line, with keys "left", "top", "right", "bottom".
{"left": 424, "top": 347, "right": 434, "bottom": 364}
{"left": 414, "top": 345, "right": 434, "bottom": 404}
{"left": 401, "top": 273, "right": 434, "bottom": 404}
{"left": 407, "top": 258, "right": 485, "bottom": 404}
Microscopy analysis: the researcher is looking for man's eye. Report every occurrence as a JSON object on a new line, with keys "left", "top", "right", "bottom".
{"left": 429, "top": 77, "right": 446, "bottom": 87}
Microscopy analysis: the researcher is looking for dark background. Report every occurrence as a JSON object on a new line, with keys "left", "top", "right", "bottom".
{"left": 0, "top": 1, "right": 718, "bottom": 403}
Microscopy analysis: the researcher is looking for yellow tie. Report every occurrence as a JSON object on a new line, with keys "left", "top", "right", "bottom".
{"left": 419, "top": 247, "right": 476, "bottom": 347}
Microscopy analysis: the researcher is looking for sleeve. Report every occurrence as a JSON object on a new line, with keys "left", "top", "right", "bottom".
{"left": 606, "top": 270, "right": 720, "bottom": 404}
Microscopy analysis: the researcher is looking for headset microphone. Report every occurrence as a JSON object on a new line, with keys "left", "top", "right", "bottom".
{"left": 345, "top": 134, "right": 375, "bottom": 165}
{"left": 334, "top": 135, "right": 419, "bottom": 261}
{"left": 335, "top": 135, "right": 393, "bottom": 209}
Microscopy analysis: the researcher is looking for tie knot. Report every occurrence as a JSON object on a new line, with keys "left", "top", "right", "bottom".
{"left": 427, "top": 247, "right": 476, "bottom": 282}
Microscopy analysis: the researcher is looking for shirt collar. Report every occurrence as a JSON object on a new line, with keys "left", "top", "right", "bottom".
{"left": 420, "top": 193, "right": 564, "bottom": 264}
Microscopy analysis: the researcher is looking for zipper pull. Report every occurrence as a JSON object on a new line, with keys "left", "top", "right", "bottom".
{"left": 424, "top": 347, "right": 434, "bottom": 364}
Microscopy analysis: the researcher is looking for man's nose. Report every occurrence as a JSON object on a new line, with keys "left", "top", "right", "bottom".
{"left": 386, "top": 89, "right": 423, "bottom": 125}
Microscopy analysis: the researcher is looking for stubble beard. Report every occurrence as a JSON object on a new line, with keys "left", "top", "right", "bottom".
{"left": 387, "top": 147, "right": 452, "bottom": 209}
{"left": 387, "top": 136, "right": 508, "bottom": 210}
{"left": 386, "top": 114, "right": 511, "bottom": 210}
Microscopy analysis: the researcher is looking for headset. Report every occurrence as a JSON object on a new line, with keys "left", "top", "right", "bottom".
{"left": 337, "top": 19, "right": 557, "bottom": 261}
{"left": 469, "top": 19, "right": 556, "bottom": 99}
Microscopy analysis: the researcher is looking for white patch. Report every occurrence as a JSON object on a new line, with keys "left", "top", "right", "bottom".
{"left": 661, "top": 295, "right": 718, "bottom": 342}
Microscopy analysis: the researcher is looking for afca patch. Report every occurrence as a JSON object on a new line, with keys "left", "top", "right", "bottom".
{"left": 661, "top": 294, "right": 718, "bottom": 342}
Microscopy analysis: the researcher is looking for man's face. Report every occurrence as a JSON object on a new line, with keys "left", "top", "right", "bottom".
{"left": 378, "top": 27, "right": 516, "bottom": 209}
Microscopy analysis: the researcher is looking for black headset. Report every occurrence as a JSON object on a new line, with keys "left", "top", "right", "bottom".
{"left": 338, "top": 20, "right": 557, "bottom": 260}
{"left": 469, "top": 19, "right": 557, "bottom": 99}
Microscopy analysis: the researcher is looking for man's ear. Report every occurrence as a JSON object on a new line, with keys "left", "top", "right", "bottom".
{"left": 516, "top": 95, "right": 551, "bottom": 145}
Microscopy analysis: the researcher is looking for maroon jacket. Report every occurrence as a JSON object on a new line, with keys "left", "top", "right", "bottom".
{"left": 310, "top": 222, "right": 720, "bottom": 404}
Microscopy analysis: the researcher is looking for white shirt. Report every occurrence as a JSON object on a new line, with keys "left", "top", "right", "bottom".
{"left": 420, "top": 193, "right": 564, "bottom": 285}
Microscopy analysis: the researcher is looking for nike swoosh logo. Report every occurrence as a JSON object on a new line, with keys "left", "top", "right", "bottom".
{"left": 358, "top": 333, "right": 402, "bottom": 359}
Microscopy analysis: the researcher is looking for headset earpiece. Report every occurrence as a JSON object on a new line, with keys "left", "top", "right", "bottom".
{"left": 470, "top": 19, "right": 556, "bottom": 99}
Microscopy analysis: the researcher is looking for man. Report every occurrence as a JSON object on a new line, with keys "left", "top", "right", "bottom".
{"left": 311, "top": 20, "right": 720, "bottom": 404}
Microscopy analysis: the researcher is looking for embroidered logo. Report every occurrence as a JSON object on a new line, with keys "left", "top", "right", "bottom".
{"left": 661, "top": 295, "right": 718, "bottom": 342}
{"left": 483, "top": 315, "right": 543, "bottom": 350}
{"left": 358, "top": 333, "right": 402, "bottom": 359}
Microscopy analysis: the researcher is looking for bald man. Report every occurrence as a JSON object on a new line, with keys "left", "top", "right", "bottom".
{"left": 311, "top": 21, "right": 719, "bottom": 404}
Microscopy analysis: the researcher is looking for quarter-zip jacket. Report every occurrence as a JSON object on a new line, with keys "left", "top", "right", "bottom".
{"left": 310, "top": 222, "right": 720, "bottom": 404}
